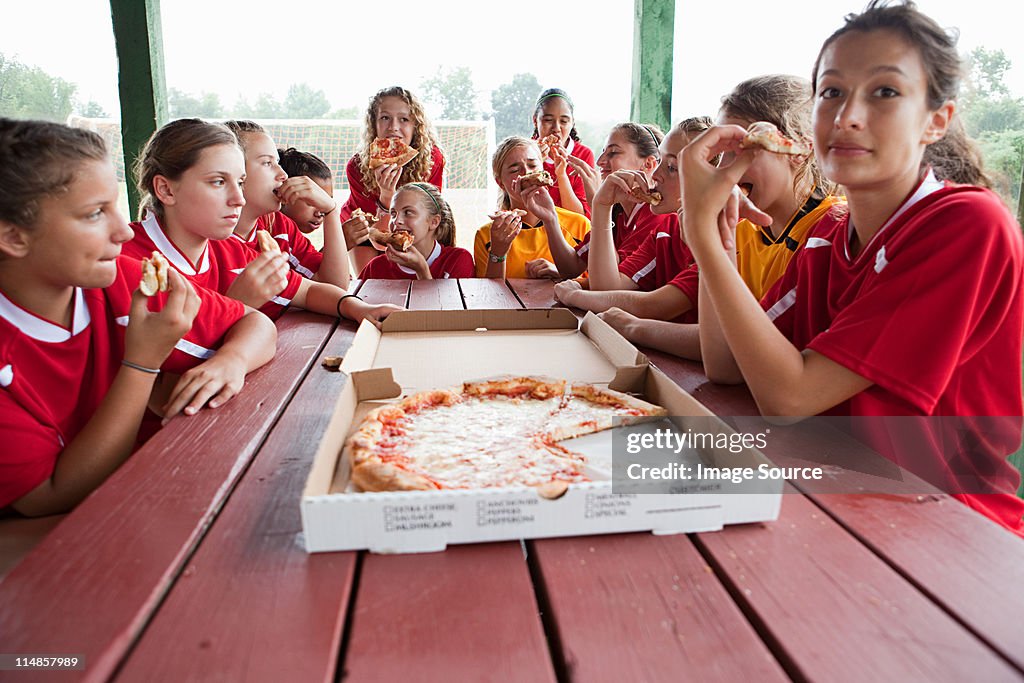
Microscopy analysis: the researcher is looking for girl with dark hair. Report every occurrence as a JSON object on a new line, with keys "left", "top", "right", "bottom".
{"left": 682, "top": 1, "right": 1023, "bottom": 535}
{"left": 278, "top": 147, "right": 336, "bottom": 235}
{"left": 531, "top": 88, "right": 592, "bottom": 218}
{"left": 358, "top": 183, "right": 473, "bottom": 280}
{"left": 340, "top": 86, "right": 446, "bottom": 273}
{"left": 0, "top": 118, "right": 276, "bottom": 515}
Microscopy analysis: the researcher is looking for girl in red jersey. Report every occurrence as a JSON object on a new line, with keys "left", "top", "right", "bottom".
{"left": 532, "top": 88, "right": 592, "bottom": 218}
{"left": 0, "top": 118, "right": 277, "bottom": 516}
{"left": 358, "top": 183, "right": 473, "bottom": 280}
{"left": 224, "top": 121, "right": 349, "bottom": 288}
{"left": 682, "top": 1, "right": 1024, "bottom": 535}
{"left": 126, "top": 119, "right": 401, "bottom": 325}
{"left": 554, "top": 117, "right": 721, "bottom": 324}
{"left": 278, "top": 147, "right": 336, "bottom": 236}
{"left": 339, "top": 86, "right": 446, "bottom": 273}
{"left": 542, "top": 122, "right": 666, "bottom": 278}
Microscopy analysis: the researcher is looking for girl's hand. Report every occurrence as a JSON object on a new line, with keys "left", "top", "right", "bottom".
{"left": 594, "top": 169, "right": 648, "bottom": 208}
{"left": 276, "top": 176, "right": 335, "bottom": 214}
{"left": 524, "top": 258, "right": 559, "bottom": 279}
{"left": 342, "top": 214, "right": 372, "bottom": 249}
{"left": 373, "top": 163, "right": 402, "bottom": 207}
{"left": 597, "top": 306, "right": 639, "bottom": 338}
{"left": 518, "top": 177, "right": 558, "bottom": 223}
{"left": 339, "top": 298, "right": 404, "bottom": 327}
{"left": 553, "top": 279, "right": 583, "bottom": 305}
{"left": 161, "top": 350, "right": 247, "bottom": 422}
{"left": 125, "top": 269, "right": 200, "bottom": 370}
{"left": 549, "top": 141, "right": 570, "bottom": 178}
{"left": 489, "top": 211, "right": 523, "bottom": 257}
{"left": 226, "top": 252, "right": 290, "bottom": 308}
{"left": 566, "top": 155, "right": 600, "bottom": 206}
{"left": 385, "top": 244, "right": 429, "bottom": 278}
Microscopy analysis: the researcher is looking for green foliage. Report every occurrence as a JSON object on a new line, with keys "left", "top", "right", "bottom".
{"left": 168, "top": 88, "right": 224, "bottom": 118}
{"left": 0, "top": 53, "right": 76, "bottom": 121}
{"left": 284, "top": 83, "right": 330, "bottom": 119}
{"left": 77, "top": 100, "right": 109, "bottom": 118}
{"left": 490, "top": 73, "right": 542, "bottom": 142}
{"left": 420, "top": 66, "right": 479, "bottom": 120}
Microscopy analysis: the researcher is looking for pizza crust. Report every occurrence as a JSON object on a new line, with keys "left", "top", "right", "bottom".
{"left": 519, "top": 170, "right": 555, "bottom": 192}
{"left": 256, "top": 229, "right": 281, "bottom": 254}
{"left": 139, "top": 251, "right": 170, "bottom": 296}
{"left": 739, "top": 121, "right": 811, "bottom": 156}
{"left": 369, "top": 228, "right": 415, "bottom": 252}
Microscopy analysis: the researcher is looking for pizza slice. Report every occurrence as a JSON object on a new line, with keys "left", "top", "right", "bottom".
{"left": 369, "top": 227, "right": 415, "bottom": 252}
{"left": 739, "top": 121, "right": 811, "bottom": 156}
{"left": 351, "top": 207, "right": 380, "bottom": 228}
{"left": 629, "top": 184, "right": 663, "bottom": 206}
{"left": 518, "top": 170, "right": 555, "bottom": 192}
{"left": 368, "top": 137, "right": 419, "bottom": 169}
{"left": 539, "top": 133, "right": 561, "bottom": 160}
{"left": 139, "top": 251, "right": 170, "bottom": 296}
{"left": 488, "top": 209, "right": 527, "bottom": 220}
{"left": 543, "top": 383, "right": 667, "bottom": 441}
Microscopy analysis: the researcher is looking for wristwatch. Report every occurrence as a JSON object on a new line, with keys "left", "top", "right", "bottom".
{"left": 488, "top": 252, "right": 507, "bottom": 263}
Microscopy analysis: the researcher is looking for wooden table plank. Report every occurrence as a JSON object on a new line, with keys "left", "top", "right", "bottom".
{"left": 343, "top": 542, "right": 557, "bottom": 683}
{"left": 408, "top": 278, "right": 463, "bottom": 310}
{"left": 357, "top": 279, "right": 410, "bottom": 307}
{"left": 507, "top": 278, "right": 559, "bottom": 309}
{"left": 0, "top": 311, "right": 336, "bottom": 683}
{"left": 458, "top": 278, "right": 523, "bottom": 309}
{"left": 115, "top": 322, "right": 364, "bottom": 683}
{"left": 694, "top": 486, "right": 1024, "bottom": 682}
{"left": 530, "top": 533, "right": 789, "bottom": 682}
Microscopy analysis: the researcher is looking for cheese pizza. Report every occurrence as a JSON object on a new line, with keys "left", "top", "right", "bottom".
{"left": 739, "top": 121, "right": 811, "bottom": 156}
{"left": 368, "top": 137, "right": 419, "bottom": 169}
{"left": 347, "top": 377, "right": 666, "bottom": 493}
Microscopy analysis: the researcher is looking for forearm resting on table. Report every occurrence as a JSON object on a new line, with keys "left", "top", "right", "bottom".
{"left": 565, "top": 286, "right": 691, "bottom": 321}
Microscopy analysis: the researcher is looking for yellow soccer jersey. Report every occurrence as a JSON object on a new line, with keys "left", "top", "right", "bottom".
{"left": 474, "top": 207, "right": 591, "bottom": 278}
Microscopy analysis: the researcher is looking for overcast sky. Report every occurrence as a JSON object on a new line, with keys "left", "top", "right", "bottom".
{"left": 3, "top": 0, "right": 1023, "bottom": 124}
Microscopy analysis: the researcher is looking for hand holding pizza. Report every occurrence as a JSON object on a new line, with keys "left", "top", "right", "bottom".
{"left": 566, "top": 155, "right": 600, "bottom": 207}
{"left": 519, "top": 176, "right": 558, "bottom": 224}
{"left": 343, "top": 209, "right": 377, "bottom": 250}
{"left": 373, "top": 163, "right": 402, "bottom": 208}
{"left": 276, "top": 176, "right": 336, "bottom": 215}
{"left": 524, "top": 258, "right": 559, "bottom": 280}
{"left": 548, "top": 140, "right": 571, "bottom": 178}
{"left": 225, "top": 251, "right": 290, "bottom": 308}
{"left": 489, "top": 210, "right": 523, "bottom": 258}
{"left": 125, "top": 268, "right": 200, "bottom": 371}
{"left": 594, "top": 169, "right": 649, "bottom": 209}
{"left": 385, "top": 243, "right": 430, "bottom": 278}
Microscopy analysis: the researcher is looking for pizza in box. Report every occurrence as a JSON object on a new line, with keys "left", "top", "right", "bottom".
{"left": 347, "top": 376, "right": 666, "bottom": 497}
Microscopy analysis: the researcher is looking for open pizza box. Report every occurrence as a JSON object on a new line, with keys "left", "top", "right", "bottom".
{"left": 301, "top": 309, "right": 782, "bottom": 553}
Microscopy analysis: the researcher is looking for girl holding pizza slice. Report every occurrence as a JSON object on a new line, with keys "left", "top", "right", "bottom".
{"left": 358, "top": 183, "right": 473, "bottom": 280}
{"left": 597, "top": 76, "right": 841, "bottom": 359}
{"left": 531, "top": 88, "right": 592, "bottom": 218}
{"left": 682, "top": 0, "right": 1024, "bottom": 535}
{"left": 554, "top": 117, "right": 723, "bottom": 325}
{"left": 0, "top": 118, "right": 278, "bottom": 515}
{"left": 539, "top": 122, "right": 667, "bottom": 279}
{"left": 339, "top": 86, "right": 446, "bottom": 274}
{"left": 474, "top": 136, "right": 591, "bottom": 279}
{"left": 125, "top": 119, "right": 401, "bottom": 326}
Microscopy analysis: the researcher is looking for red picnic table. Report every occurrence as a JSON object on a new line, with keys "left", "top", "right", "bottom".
{"left": 0, "top": 278, "right": 1022, "bottom": 683}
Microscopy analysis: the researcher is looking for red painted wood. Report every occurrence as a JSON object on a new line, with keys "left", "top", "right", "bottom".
{"left": 530, "top": 533, "right": 789, "bottom": 682}
{"left": 343, "top": 542, "right": 556, "bottom": 683}
{"left": 357, "top": 279, "right": 410, "bottom": 307}
{"left": 408, "top": 278, "right": 463, "bottom": 310}
{"left": 0, "top": 311, "right": 336, "bottom": 683}
{"left": 458, "top": 278, "right": 523, "bottom": 310}
{"left": 115, "top": 321, "right": 364, "bottom": 683}
{"left": 507, "top": 278, "right": 559, "bottom": 309}
{"left": 694, "top": 487, "right": 1024, "bottom": 681}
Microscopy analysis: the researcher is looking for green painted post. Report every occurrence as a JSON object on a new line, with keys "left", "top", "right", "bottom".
{"left": 109, "top": 0, "right": 167, "bottom": 219}
{"left": 630, "top": 0, "right": 674, "bottom": 132}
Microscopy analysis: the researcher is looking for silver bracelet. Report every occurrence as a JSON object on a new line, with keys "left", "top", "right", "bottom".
{"left": 121, "top": 359, "right": 160, "bottom": 375}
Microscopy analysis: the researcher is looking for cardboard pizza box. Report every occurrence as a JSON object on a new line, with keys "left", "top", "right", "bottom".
{"left": 301, "top": 310, "right": 782, "bottom": 553}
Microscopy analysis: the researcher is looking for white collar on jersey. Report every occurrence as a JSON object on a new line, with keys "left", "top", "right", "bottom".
{"left": 141, "top": 210, "right": 211, "bottom": 276}
{"left": 626, "top": 201, "right": 644, "bottom": 226}
{"left": 565, "top": 137, "right": 576, "bottom": 155}
{"left": 0, "top": 287, "right": 90, "bottom": 342}
{"left": 845, "top": 168, "right": 943, "bottom": 260}
{"left": 397, "top": 240, "right": 441, "bottom": 275}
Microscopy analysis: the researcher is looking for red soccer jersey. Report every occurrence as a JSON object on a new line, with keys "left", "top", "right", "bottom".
{"left": 358, "top": 243, "right": 475, "bottom": 280}
{"left": 0, "top": 256, "right": 245, "bottom": 509}
{"left": 567, "top": 138, "right": 595, "bottom": 168}
{"left": 575, "top": 202, "right": 665, "bottom": 264}
{"left": 542, "top": 159, "right": 591, "bottom": 219}
{"left": 339, "top": 145, "right": 446, "bottom": 222}
{"left": 125, "top": 211, "right": 302, "bottom": 320}
{"left": 761, "top": 177, "right": 1024, "bottom": 535}
{"left": 252, "top": 211, "right": 323, "bottom": 278}
{"left": 616, "top": 213, "right": 699, "bottom": 323}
